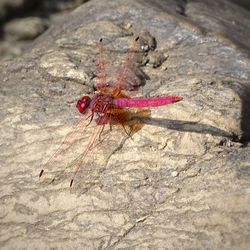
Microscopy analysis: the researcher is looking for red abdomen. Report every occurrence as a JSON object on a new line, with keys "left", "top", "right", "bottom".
{"left": 113, "top": 96, "right": 183, "bottom": 108}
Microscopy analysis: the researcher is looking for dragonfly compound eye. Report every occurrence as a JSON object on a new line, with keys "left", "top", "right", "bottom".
{"left": 76, "top": 96, "right": 91, "bottom": 114}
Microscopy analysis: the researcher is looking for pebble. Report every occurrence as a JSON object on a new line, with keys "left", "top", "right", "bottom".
{"left": 171, "top": 171, "right": 179, "bottom": 177}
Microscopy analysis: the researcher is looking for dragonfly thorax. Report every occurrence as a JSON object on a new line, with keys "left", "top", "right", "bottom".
{"left": 90, "top": 93, "right": 113, "bottom": 113}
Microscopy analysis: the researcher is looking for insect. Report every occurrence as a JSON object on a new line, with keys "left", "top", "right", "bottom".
{"left": 39, "top": 36, "right": 183, "bottom": 187}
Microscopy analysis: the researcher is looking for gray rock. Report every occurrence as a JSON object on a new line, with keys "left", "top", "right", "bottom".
{"left": 4, "top": 17, "right": 47, "bottom": 41}
{"left": 0, "top": 17, "right": 48, "bottom": 59}
{"left": 0, "top": 0, "right": 249, "bottom": 249}
{"left": 0, "top": 0, "right": 31, "bottom": 20}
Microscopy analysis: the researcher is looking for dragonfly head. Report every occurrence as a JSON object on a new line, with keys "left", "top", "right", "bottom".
{"left": 76, "top": 96, "right": 91, "bottom": 114}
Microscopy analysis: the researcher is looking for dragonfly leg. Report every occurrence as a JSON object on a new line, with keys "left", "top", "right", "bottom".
{"left": 97, "top": 109, "right": 112, "bottom": 142}
{"left": 86, "top": 112, "right": 94, "bottom": 127}
{"left": 118, "top": 119, "right": 134, "bottom": 139}
{"left": 109, "top": 112, "right": 132, "bottom": 138}
{"left": 98, "top": 124, "right": 106, "bottom": 142}
{"left": 109, "top": 122, "right": 113, "bottom": 132}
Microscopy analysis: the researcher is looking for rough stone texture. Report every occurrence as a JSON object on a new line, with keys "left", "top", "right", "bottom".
{"left": 0, "top": 0, "right": 87, "bottom": 21}
{"left": 0, "top": 16, "right": 48, "bottom": 59}
{"left": 0, "top": 0, "right": 89, "bottom": 60}
{"left": 0, "top": 0, "right": 250, "bottom": 249}
{"left": 4, "top": 17, "right": 48, "bottom": 41}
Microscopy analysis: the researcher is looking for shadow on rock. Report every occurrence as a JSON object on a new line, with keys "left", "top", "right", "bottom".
{"left": 139, "top": 80, "right": 250, "bottom": 143}
{"left": 140, "top": 117, "right": 235, "bottom": 140}
{"left": 222, "top": 81, "right": 250, "bottom": 143}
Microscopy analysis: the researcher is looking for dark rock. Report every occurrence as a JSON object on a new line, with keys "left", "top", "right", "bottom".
{"left": 4, "top": 17, "right": 47, "bottom": 41}
{"left": 0, "top": 0, "right": 34, "bottom": 21}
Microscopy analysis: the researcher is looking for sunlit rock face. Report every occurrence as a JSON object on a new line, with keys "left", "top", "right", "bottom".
{"left": 0, "top": 0, "right": 250, "bottom": 249}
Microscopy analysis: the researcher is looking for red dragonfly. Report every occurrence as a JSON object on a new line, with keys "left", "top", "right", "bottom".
{"left": 39, "top": 36, "right": 183, "bottom": 187}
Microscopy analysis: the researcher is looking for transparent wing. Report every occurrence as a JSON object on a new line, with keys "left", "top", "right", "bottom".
{"left": 95, "top": 37, "right": 146, "bottom": 93}
{"left": 39, "top": 112, "right": 94, "bottom": 179}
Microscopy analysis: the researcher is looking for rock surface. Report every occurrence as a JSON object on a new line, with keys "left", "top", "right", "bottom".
{"left": 0, "top": 0, "right": 88, "bottom": 60}
{"left": 4, "top": 17, "right": 47, "bottom": 41}
{"left": 0, "top": 0, "right": 250, "bottom": 249}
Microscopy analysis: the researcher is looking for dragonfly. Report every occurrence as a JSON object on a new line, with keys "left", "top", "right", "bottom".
{"left": 39, "top": 36, "right": 183, "bottom": 187}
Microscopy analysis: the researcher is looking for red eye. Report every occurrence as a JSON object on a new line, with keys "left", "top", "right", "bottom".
{"left": 76, "top": 96, "right": 91, "bottom": 114}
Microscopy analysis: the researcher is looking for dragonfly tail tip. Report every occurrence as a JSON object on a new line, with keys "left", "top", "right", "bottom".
{"left": 174, "top": 96, "right": 183, "bottom": 102}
